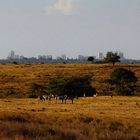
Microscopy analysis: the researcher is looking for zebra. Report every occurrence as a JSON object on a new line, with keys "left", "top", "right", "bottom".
{"left": 39, "top": 95, "right": 47, "bottom": 101}
{"left": 39, "top": 94, "right": 54, "bottom": 101}
{"left": 56, "top": 94, "right": 77, "bottom": 104}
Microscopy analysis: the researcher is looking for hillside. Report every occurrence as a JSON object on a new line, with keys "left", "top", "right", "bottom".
{"left": 0, "top": 64, "right": 140, "bottom": 97}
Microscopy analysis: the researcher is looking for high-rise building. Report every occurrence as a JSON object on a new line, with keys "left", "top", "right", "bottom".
{"left": 116, "top": 51, "right": 125, "bottom": 60}
{"left": 46, "top": 55, "right": 52, "bottom": 60}
{"left": 98, "top": 52, "right": 104, "bottom": 60}
{"left": 61, "top": 54, "right": 66, "bottom": 60}
{"left": 78, "top": 55, "right": 86, "bottom": 60}
{"left": 8, "top": 50, "right": 15, "bottom": 59}
{"left": 38, "top": 55, "right": 47, "bottom": 59}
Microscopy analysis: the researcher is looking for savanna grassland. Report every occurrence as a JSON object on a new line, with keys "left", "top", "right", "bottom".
{"left": 0, "top": 64, "right": 140, "bottom": 97}
{"left": 0, "top": 97, "right": 140, "bottom": 140}
{"left": 0, "top": 64, "right": 140, "bottom": 140}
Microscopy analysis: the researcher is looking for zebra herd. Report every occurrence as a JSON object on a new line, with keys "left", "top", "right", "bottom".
{"left": 39, "top": 94, "right": 77, "bottom": 104}
{"left": 39, "top": 92, "right": 98, "bottom": 104}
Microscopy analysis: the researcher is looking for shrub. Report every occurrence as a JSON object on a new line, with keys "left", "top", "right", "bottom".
{"left": 106, "top": 68, "right": 137, "bottom": 95}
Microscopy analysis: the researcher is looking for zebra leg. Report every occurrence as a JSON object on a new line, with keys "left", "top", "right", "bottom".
{"left": 55, "top": 97, "right": 57, "bottom": 104}
{"left": 72, "top": 99, "right": 73, "bottom": 104}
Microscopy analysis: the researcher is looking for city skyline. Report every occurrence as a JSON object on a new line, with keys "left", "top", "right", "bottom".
{"left": 7, "top": 50, "right": 126, "bottom": 60}
{"left": 0, "top": 0, "right": 140, "bottom": 59}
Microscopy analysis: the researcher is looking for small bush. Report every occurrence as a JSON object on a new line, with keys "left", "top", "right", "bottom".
{"left": 109, "top": 121, "right": 124, "bottom": 132}
{"left": 80, "top": 116, "right": 94, "bottom": 124}
{"left": 106, "top": 68, "right": 137, "bottom": 95}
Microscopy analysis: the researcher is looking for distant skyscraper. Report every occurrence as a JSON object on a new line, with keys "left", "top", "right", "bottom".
{"left": 61, "top": 54, "right": 66, "bottom": 60}
{"left": 38, "top": 55, "right": 47, "bottom": 59}
{"left": 8, "top": 50, "right": 15, "bottom": 59}
{"left": 98, "top": 52, "right": 104, "bottom": 60}
{"left": 78, "top": 55, "right": 86, "bottom": 60}
{"left": 116, "top": 51, "right": 125, "bottom": 60}
{"left": 14, "top": 55, "right": 20, "bottom": 59}
{"left": 46, "top": 55, "right": 52, "bottom": 60}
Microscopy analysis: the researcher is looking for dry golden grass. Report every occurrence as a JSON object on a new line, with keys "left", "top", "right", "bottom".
{"left": 0, "top": 96, "right": 140, "bottom": 140}
{"left": 0, "top": 64, "right": 140, "bottom": 139}
{"left": 0, "top": 64, "right": 140, "bottom": 97}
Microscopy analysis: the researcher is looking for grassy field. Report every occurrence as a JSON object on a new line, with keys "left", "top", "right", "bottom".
{"left": 0, "top": 96, "right": 140, "bottom": 140}
{"left": 0, "top": 64, "right": 140, "bottom": 139}
{"left": 0, "top": 64, "right": 140, "bottom": 97}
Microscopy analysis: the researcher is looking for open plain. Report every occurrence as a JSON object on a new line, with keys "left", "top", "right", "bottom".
{"left": 0, "top": 96, "right": 140, "bottom": 140}
{"left": 0, "top": 64, "right": 140, "bottom": 140}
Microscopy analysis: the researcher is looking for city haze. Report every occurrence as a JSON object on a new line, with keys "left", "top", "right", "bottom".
{"left": 0, "top": 0, "right": 140, "bottom": 59}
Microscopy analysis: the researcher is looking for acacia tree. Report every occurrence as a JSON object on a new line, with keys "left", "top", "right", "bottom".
{"left": 28, "top": 83, "right": 48, "bottom": 98}
{"left": 106, "top": 68, "right": 137, "bottom": 95}
{"left": 47, "top": 76, "right": 96, "bottom": 97}
{"left": 47, "top": 77, "right": 67, "bottom": 96}
{"left": 104, "top": 52, "right": 120, "bottom": 66}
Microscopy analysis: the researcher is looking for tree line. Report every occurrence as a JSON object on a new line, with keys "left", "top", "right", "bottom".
{"left": 88, "top": 51, "right": 121, "bottom": 66}
{"left": 29, "top": 68, "right": 138, "bottom": 98}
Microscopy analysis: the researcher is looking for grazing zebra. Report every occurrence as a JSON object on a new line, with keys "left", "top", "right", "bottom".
{"left": 39, "top": 95, "right": 47, "bottom": 101}
{"left": 39, "top": 94, "right": 54, "bottom": 101}
{"left": 56, "top": 94, "right": 77, "bottom": 104}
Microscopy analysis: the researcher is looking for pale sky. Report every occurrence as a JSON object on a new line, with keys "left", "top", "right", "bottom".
{"left": 0, "top": 0, "right": 140, "bottom": 59}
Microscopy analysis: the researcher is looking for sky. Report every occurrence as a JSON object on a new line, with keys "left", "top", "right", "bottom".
{"left": 0, "top": 0, "right": 140, "bottom": 59}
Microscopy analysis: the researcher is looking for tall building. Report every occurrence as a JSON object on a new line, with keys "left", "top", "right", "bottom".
{"left": 38, "top": 55, "right": 47, "bottom": 59}
{"left": 78, "top": 55, "right": 86, "bottom": 60}
{"left": 116, "top": 51, "right": 125, "bottom": 60}
{"left": 98, "top": 52, "right": 104, "bottom": 60}
{"left": 61, "top": 54, "right": 66, "bottom": 60}
{"left": 8, "top": 50, "right": 15, "bottom": 59}
{"left": 46, "top": 55, "right": 52, "bottom": 60}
